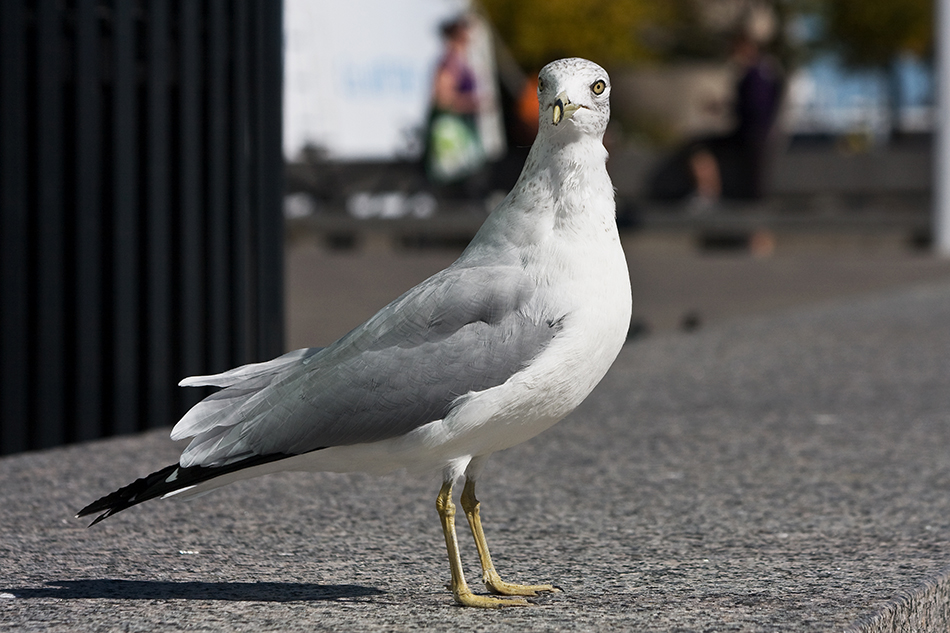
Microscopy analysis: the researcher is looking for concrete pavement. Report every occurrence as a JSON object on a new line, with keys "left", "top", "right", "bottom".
{"left": 3, "top": 242, "right": 950, "bottom": 631}
{"left": 286, "top": 232, "right": 950, "bottom": 347}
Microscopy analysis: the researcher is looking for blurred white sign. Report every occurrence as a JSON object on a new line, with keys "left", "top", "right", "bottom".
{"left": 284, "top": 0, "right": 472, "bottom": 161}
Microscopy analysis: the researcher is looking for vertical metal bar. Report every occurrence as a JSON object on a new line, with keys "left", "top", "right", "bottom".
{"left": 112, "top": 0, "right": 140, "bottom": 435}
{"left": 179, "top": 0, "right": 205, "bottom": 407}
{"left": 0, "top": 0, "right": 30, "bottom": 454}
{"left": 231, "top": 0, "right": 252, "bottom": 365}
{"left": 936, "top": 0, "right": 950, "bottom": 255}
{"left": 208, "top": 0, "right": 231, "bottom": 372}
{"left": 256, "top": 0, "right": 285, "bottom": 358}
{"left": 251, "top": 0, "right": 267, "bottom": 360}
{"left": 35, "top": 0, "right": 66, "bottom": 448}
{"left": 249, "top": 0, "right": 264, "bottom": 360}
{"left": 146, "top": 0, "right": 172, "bottom": 430}
{"left": 74, "top": 0, "right": 103, "bottom": 442}
{"left": 0, "top": 0, "right": 286, "bottom": 454}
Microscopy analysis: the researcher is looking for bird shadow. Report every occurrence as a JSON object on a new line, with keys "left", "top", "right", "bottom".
{"left": 5, "top": 579, "right": 384, "bottom": 603}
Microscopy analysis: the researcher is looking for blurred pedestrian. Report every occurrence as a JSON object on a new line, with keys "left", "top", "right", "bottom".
{"left": 424, "top": 16, "right": 486, "bottom": 188}
{"left": 648, "top": 30, "right": 783, "bottom": 208}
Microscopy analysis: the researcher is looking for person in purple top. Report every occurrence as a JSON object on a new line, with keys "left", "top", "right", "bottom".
{"left": 649, "top": 31, "right": 784, "bottom": 204}
{"left": 424, "top": 16, "right": 486, "bottom": 189}
{"left": 432, "top": 18, "right": 479, "bottom": 124}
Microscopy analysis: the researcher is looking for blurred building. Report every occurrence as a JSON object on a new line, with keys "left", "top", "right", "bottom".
{"left": 283, "top": 0, "right": 504, "bottom": 162}
{"left": 785, "top": 53, "right": 933, "bottom": 143}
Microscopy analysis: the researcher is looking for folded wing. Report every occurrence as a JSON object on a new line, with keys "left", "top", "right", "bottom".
{"left": 172, "top": 263, "right": 561, "bottom": 468}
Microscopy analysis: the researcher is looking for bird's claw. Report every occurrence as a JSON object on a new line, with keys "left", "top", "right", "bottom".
{"left": 487, "top": 580, "right": 559, "bottom": 597}
{"left": 453, "top": 588, "right": 530, "bottom": 608}
{"left": 483, "top": 570, "right": 559, "bottom": 596}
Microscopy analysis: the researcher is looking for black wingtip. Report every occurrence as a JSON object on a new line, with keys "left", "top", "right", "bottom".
{"left": 77, "top": 504, "right": 123, "bottom": 527}
{"left": 76, "top": 463, "right": 182, "bottom": 525}
{"left": 81, "top": 510, "right": 111, "bottom": 528}
{"left": 76, "top": 452, "right": 299, "bottom": 526}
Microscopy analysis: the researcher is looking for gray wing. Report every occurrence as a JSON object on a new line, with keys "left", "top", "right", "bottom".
{"left": 173, "top": 263, "right": 562, "bottom": 467}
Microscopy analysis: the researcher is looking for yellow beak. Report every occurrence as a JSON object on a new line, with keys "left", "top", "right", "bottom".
{"left": 552, "top": 91, "right": 580, "bottom": 125}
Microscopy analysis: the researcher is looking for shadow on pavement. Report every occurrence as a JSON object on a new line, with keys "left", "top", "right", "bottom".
{"left": 5, "top": 579, "right": 385, "bottom": 602}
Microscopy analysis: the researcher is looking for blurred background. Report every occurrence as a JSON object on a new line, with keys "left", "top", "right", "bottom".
{"left": 285, "top": 0, "right": 938, "bottom": 238}
{"left": 3, "top": 0, "right": 950, "bottom": 456}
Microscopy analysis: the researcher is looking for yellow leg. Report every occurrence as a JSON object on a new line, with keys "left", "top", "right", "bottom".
{"left": 436, "top": 480, "right": 529, "bottom": 608}
{"left": 460, "top": 479, "right": 559, "bottom": 597}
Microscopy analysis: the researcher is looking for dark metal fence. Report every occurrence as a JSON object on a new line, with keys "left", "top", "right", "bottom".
{"left": 0, "top": 0, "right": 284, "bottom": 455}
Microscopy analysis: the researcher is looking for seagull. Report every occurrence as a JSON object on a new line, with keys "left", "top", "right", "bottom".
{"left": 78, "top": 57, "right": 632, "bottom": 608}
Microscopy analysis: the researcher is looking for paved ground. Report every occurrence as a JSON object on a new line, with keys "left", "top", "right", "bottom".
{"left": 3, "top": 238, "right": 950, "bottom": 631}
{"left": 286, "top": 232, "right": 950, "bottom": 348}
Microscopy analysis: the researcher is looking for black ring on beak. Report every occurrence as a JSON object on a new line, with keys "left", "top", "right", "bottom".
{"left": 553, "top": 98, "right": 566, "bottom": 125}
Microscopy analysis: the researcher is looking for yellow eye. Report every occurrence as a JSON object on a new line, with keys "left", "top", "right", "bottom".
{"left": 537, "top": 78, "right": 545, "bottom": 93}
{"left": 591, "top": 79, "right": 606, "bottom": 95}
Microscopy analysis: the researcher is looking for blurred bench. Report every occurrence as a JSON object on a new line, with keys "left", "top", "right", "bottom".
{"left": 609, "top": 140, "right": 932, "bottom": 251}
{"left": 286, "top": 141, "right": 933, "bottom": 252}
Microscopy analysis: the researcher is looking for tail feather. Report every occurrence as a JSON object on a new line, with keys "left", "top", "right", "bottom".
{"left": 178, "top": 347, "right": 321, "bottom": 388}
{"left": 76, "top": 452, "right": 297, "bottom": 526}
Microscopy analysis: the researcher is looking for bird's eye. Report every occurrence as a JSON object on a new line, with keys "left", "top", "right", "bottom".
{"left": 537, "top": 78, "right": 545, "bottom": 93}
{"left": 591, "top": 79, "right": 606, "bottom": 95}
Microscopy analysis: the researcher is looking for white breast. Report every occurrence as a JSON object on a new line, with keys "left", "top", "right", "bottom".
{"left": 416, "top": 150, "right": 632, "bottom": 459}
{"left": 288, "top": 115, "right": 632, "bottom": 477}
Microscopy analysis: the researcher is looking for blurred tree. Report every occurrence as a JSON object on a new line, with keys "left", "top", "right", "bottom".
{"left": 478, "top": 0, "right": 821, "bottom": 71}
{"left": 477, "top": 0, "right": 843, "bottom": 143}
{"left": 820, "top": 0, "right": 933, "bottom": 138}
{"left": 822, "top": 0, "right": 933, "bottom": 66}
{"left": 478, "top": 0, "right": 678, "bottom": 70}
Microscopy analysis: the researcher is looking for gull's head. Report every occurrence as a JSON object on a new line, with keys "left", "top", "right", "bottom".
{"left": 536, "top": 58, "right": 610, "bottom": 140}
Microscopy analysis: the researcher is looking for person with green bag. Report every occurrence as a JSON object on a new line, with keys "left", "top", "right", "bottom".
{"left": 425, "top": 17, "right": 485, "bottom": 186}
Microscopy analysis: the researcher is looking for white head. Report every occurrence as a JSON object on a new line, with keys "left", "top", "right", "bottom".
{"left": 536, "top": 58, "right": 611, "bottom": 140}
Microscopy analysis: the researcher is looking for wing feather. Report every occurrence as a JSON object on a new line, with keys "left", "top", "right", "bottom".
{"left": 173, "top": 263, "right": 561, "bottom": 467}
